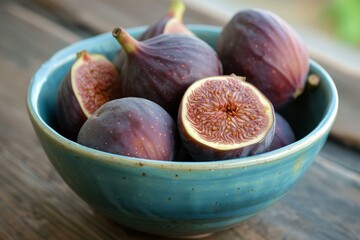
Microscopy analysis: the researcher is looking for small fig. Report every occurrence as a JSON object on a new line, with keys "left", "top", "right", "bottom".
{"left": 138, "top": 0, "right": 193, "bottom": 41}
{"left": 56, "top": 50, "right": 121, "bottom": 140}
{"left": 267, "top": 113, "right": 296, "bottom": 151}
{"left": 112, "top": 0, "right": 193, "bottom": 71}
{"left": 217, "top": 8, "right": 309, "bottom": 109}
{"left": 112, "top": 27, "right": 222, "bottom": 117}
{"left": 77, "top": 97, "right": 179, "bottom": 161}
{"left": 178, "top": 75, "right": 275, "bottom": 161}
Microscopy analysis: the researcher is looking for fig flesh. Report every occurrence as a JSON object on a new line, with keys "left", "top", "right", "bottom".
{"left": 217, "top": 8, "right": 309, "bottom": 109}
{"left": 178, "top": 75, "right": 275, "bottom": 161}
{"left": 77, "top": 97, "right": 179, "bottom": 161}
{"left": 267, "top": 113, "right": 296, "bottom": 151}
{"left": 112, "top": 0, "right": 193, "bottom": 71}
{"left": 112, "top": 27, "right": 223, "bottom": 117}
{"left": 56, "top": 50, "right": 121, "bottom": 140}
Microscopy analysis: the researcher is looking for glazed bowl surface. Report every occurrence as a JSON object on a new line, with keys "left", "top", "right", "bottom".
{"left": 27, "top": 25, "right": 338, "bottom": 238}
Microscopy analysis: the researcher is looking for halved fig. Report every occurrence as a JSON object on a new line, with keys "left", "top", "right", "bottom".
{"left": 178, "top": 75, "right": 275, "bottom": 161}
{"left": 56, "top": 50, "right": 121, "bottom": 140}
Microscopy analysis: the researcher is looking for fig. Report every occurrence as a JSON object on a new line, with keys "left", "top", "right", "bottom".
{"left": 77, "top": 97, "right": 179, "bottom": 161}
{"left": 138, "top": 0, "right": 193, "bottom": 41}
{"left": 178, "top": 75, "right": 275, "bottom": 161}
{"left": 56, "top": 50, "right": 121, "bottom": 140}
{"left": 268, "top": 113, "right": 296, "bottom": 151}
{"left": 217, "top": 8, "right": 309, "bottom": 109}
{"left": 112, "top": 0, "right": 193, "bottom": 71}
{"left": 112, "top": 27, "right": 223, "bottom": 117}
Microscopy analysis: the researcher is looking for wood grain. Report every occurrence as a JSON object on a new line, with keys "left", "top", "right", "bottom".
{"left": 0, "top": 0, "right": 359, "bottom": 239}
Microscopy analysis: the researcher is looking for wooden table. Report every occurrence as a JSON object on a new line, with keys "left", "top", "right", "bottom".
{"left": 1, "top": 0, "right": 359, "bottom": 239}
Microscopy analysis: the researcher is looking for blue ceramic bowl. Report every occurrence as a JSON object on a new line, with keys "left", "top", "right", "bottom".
{"left": 27, "top": 25, "right": 338, "bottom": 238}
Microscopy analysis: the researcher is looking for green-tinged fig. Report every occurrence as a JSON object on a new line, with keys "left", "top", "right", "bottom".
{"left": 178, "top": 75, "right": 275, "bottom": 161}
{"left": 77, "top": 97, "right": 179, "bottom": 161}
{"left": 112, "top": 0, "right": 193, "bottom": 71}
{"left": 267, "top": 113, "right": 296, "bottom": 151}
{"left": 56, "top": 50, "right": 121, "bottom": 140}
{"left": 112, "top": 27, "right": 223, "bottom": 117}
{"left": 217, "top": 8, "right": 309, "bottom": 109}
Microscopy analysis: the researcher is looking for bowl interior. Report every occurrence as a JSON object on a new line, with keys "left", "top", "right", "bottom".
{"left": 29, "top": 24, "right": 338, "bottom": 162}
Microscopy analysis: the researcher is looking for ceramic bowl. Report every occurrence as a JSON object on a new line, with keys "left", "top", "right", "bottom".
{"left": 27, "top": 25, "right": 338, "bottom": 238}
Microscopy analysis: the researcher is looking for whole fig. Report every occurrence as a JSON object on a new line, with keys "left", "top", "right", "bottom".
{"left": 112, "top": 0, "right": 193, "bottom": 71}
{"left": 217, "top": 9, "right": 309, "bottom": 109}
{"left": 178, "top": 75, "right": 275, "bottom": 161}
{"left": 268, "top": 113, "right": 296, "bottom": 151}
{"left": 112, "top": 27, "right": 223, "bottom": 117}
{"left": 138, "top": 0, "right": 193, "bottom": 41}
{"left": 56, "top": 50, "right": 120, "bottom": 140}
{"left": 77, "top": 97, "right": 179, "bottom": 161}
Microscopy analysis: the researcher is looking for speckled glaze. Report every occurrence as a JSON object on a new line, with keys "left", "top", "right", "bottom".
{"left": 27, "top": 25, "right": 338, "bottom": 238}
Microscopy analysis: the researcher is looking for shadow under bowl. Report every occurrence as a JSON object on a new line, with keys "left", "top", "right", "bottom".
{"left": 27, "top": 25, "right": 338, "bottom": 238}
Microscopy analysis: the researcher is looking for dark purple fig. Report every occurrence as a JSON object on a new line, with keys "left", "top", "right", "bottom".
{"left": 174, "top": 143, "right": 194, "bottom": 162}
{"left": 56, "top": 50, "right": 121, "bottom": 140}
{"left": 112, "top": 27, "right": 223, "bottom": 117}
{"left": 267, "top": 113, "right": 296, "bottom": 151}
{"left": 77, "top": 97, "right": 179, "bottom": 161}
{"left": 112, "top": 0, "right": 193, "bottom": 71}
{"left": 178, "top": 75, "right": 275, "bottom": 161}
{"left": 217, "top": 8, "right": 309, "bottom": 110}
{"left": 138, "top": 0, "right": 193, "bottom": 41}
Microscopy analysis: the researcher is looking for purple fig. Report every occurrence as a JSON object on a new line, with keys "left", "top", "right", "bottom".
{"left": 112, "top": 27, "right": 223, "bottom": 117}
{"left": 77, "top": 97, "right": 179, "bottom": 161}
{"left": 112, "top": 0, "right": 193, "bottom": 71}
{"left": 178, "top": 75, "right": 275, "bottom": 161}
{"left": 217, "top": 8, "right": 309, "bottom": 109}
{"left": 56, "top": 50, "right": 121, "bottom": 140}
{"left": 138, "top": 0, "right": 193, "bottom": 41}
{"left": 267, "top": 113, "right": 296, "bottom": 151}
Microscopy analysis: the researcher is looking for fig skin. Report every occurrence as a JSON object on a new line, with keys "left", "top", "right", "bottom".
{"left": 177, "top": 75, "right": 275, "bottom": 161}
{"left": 112, "top": 0, "right": 193, "bottom": 71}
{"left": 267, "top": 113, "right": 296, "bottom": 151}
{"left": 77, "top": 97, "right": 179, "bottom": 161}
{"left": 112, "top": 27, "right": 223, "bottom": 118}
{"left": 56, "top": 50, "right": 121, "bottom": 140}
{"left": 217, "top": 8, "right": 309, "bottom": 110}
{"left": 138, "top": 0, "right": 193, "bottom": 41}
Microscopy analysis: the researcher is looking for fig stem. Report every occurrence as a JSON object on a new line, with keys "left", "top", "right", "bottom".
{"left": 307, "top": 73, "right": 320, "bottom": 89}
{"left": 112, "top": 27, "right": 138, "bottom": 54}
{"left": 167, "top": 0, "right": 185, "bottom": 20}
{"left": 76, "top": 50, "right": 90, "bottom": 61}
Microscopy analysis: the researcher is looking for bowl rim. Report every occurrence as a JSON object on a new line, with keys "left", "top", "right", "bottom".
{"left": 27, "top": 24, "right": 339, "bottom": 170}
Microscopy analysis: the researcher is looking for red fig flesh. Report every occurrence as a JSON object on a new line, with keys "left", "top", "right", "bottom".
{"left": 56, "top": 50, "right": 120, "bottom": 140}
{"left": 178, "top": 75, "right": 275, "bottom": 161}
{"left": 217, "top": 9, "right": 309, "bottom": 109}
